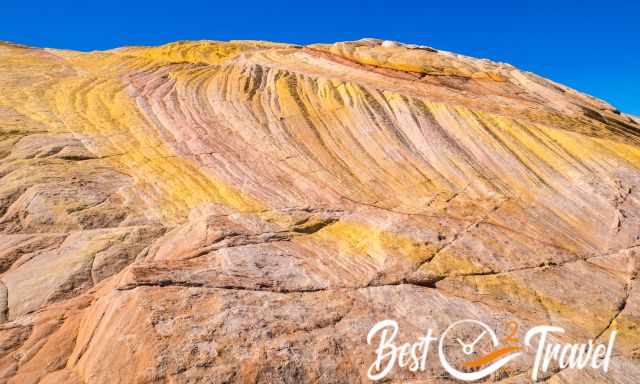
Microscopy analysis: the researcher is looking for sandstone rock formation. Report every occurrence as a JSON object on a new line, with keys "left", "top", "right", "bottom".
{"left": 0, "top": 38, "right": 639, "bottom": 383}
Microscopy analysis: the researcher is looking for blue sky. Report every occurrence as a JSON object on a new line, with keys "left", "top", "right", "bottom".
{"left": 2, "top": 0, "right": 639, "bottom": 114}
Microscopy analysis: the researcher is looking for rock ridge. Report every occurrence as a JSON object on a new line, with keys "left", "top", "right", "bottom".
{"left": 0, "top": 38, "right": 639, "bottom": 383}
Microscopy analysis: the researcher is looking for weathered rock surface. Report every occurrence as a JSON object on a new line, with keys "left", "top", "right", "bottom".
{"left": 0, "top": 38, "right": 639, "bottom": 383}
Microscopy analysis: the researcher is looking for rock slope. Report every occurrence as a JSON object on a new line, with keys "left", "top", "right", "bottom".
{"left": 0, "top": 38, "right": 639, "bottom": 383}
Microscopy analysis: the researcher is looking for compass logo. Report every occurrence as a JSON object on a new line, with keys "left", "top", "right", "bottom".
{"left": 366, "top": 319, "right": 617, "bottom": 382}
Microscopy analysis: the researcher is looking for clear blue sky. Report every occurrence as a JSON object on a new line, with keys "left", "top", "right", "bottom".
{"left": 2, "top": 0, "right": 639, "bottom": 114}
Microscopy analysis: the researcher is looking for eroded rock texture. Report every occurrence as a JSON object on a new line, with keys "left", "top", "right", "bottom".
{"left": 0, "top": 38, "right": 639, "bottom": 383}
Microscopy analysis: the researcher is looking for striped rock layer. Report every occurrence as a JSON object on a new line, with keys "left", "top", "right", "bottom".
{"left": 0, "top": 39, "right": 639, "bottom": 383}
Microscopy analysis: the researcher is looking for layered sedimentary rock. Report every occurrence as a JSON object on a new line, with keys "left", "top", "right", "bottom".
{"left": 0, "top": 38, "right": 639, "bottom": 383}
